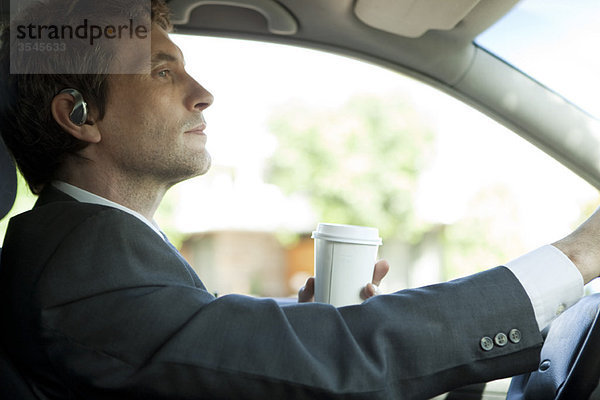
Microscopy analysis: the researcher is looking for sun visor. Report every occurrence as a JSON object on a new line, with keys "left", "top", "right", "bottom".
{"left": 168, "top": 0, "right": 297, "bottom": 35}
{"left": 354, "top": 0, "right": 481, "bottom": 38}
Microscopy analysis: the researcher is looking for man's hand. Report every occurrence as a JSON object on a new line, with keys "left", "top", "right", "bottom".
{"left": 553, "top": 206, "right": 600, "bottom": 284}
{"left": 297, "top": 260, "right": 390, "bottom": 303}
{"left": 360, "top": 259, "right": 390, "bottom": 300}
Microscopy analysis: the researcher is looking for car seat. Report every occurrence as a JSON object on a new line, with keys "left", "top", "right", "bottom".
{"left": 0, "top": 136, "right": 38, "bottom": 399}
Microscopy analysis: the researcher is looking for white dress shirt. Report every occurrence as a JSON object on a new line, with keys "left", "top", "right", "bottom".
{"left": 51, "top": 181, "right": 584, "bottom": 330}
{"left": 505, "top": 244, "right": 583, "bottom": 330}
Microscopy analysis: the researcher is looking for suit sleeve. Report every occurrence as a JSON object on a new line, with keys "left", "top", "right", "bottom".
{"left": 36, "top": 208, "right": 543, "bottom": 399}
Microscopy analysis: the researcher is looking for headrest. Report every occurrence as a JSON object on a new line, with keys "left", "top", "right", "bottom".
{"left": 0, "top": 136, "right": 17, "bottom": 220}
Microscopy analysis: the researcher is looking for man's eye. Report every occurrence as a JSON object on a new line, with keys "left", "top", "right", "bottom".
{"left": 157, "top": 69, "right": 170, "bottom": 78}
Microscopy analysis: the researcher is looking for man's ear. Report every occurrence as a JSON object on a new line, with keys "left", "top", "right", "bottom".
{"left": 51, "top": 92, "right": 101, "bottom": 144}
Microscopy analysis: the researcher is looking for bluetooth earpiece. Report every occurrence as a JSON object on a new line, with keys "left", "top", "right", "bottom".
{"left": 59, "top": 88, "right": 88, "bottom": 126}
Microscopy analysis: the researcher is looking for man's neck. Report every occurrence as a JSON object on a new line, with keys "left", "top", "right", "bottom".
{"left": 57, "top": 163, "right": 168, "bottom": 221}
{"left": 51, "top": 181, "right": 166, "bottom": 239}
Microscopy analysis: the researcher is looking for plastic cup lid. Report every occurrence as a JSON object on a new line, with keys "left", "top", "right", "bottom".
{"left": 311, "top": 223, "right": 382, "bottom": 245}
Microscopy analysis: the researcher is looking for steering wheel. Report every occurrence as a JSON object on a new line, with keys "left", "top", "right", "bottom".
{"left": 507, "top": 293, "right": 600, "bottom": 399}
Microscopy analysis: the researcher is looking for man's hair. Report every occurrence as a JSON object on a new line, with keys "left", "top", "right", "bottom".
{"left": 0, "top": 0, "right": 172, "bottom": 194}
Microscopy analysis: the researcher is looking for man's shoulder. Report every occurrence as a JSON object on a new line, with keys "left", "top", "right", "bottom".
{"left": 11, "top": 200, "right": 135, "bottom": 232}
{"left": 4, "top": 200, "right": 155, "bottom": 257}
{"left": 1, "top": 198, "right": 176, "bottom": 288}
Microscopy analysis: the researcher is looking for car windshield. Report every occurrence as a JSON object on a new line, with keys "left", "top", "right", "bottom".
{"left": 476, "top": 0, "right": 600, "bottom": 120}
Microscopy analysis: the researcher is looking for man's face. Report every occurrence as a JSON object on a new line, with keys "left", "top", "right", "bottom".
{"left": 95, "top": 25, "right": 214, "bottom": 187}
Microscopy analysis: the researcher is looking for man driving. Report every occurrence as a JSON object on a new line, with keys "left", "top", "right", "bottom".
{"left": 0, "top": 0, "right": 598, "bottom": 398}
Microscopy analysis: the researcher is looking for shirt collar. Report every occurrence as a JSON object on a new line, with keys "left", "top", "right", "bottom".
{"left": 51, "top": 181, "right": 165, "bottom": 240}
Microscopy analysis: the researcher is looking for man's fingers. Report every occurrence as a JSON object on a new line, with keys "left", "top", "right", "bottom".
{"left": 361, "top": 282, "right": 381, "bottom": 300}
{"left": 361, "top": 260, "right": 390, "bottom": 300}
{"left": 298, "top": 276, "right": 315, "bottom": 303}
{"left": 302, "top": 261, "right": 389, "bottom": 303}
{"left": 372, "top": 260, "right": 390, "bottom": 287}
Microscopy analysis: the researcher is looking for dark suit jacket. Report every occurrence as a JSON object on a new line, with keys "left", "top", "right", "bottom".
{"left": 0, "top": 187, "right": 543, "bottom": 399}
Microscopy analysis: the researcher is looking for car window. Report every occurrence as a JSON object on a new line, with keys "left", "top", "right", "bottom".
{"left": 153, "top": 34, "right": 598, "bottom": 297}
{"left": 476, "top": 0, "right": 600, "bottom": 119}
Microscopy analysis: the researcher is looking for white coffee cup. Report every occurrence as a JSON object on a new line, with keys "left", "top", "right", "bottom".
{"left": 311, "top": 223, "right": 382, "bottom": 307}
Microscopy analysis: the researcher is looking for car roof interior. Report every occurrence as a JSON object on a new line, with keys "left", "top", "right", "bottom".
{"left": 1, "top": 0, "right": 599, "bottom": 189}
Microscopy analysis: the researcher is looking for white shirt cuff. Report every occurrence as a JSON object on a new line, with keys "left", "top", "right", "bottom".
{"left": 505, "top": 244, "right": 583, "bottom": 331}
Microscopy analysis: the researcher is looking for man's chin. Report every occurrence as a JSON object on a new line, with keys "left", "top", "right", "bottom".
{"left": 187, "top": 152, "right": 212, "bottom": 178}
{"left": 164, "top": 153, "right": 211, "bottom": 186}
{"left": 197, "top": 153, "right": 211, "bottom": 175}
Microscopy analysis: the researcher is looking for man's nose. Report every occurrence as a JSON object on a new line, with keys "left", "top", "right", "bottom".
{"left": 187, "top": 76, "right": 214, "bottom": 112}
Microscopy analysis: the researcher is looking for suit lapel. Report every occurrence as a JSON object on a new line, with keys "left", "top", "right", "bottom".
{"left": 161, "top": 234, "right": 206, "bottom": 290}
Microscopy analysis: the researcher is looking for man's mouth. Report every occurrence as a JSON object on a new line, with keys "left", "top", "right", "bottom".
{"left": 185, "top": 124, "right": 206, "bottom": 135}
{"left": 185, "top": 114, "right": 207, "bottom": 135}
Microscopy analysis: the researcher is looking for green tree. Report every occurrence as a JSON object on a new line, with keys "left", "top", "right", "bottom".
{"left": 0, "top": 172, "right": 38, "bottom": 245}
{"left": 441, "top": 184, "right": 526, "bottom": 280}
{"left": 265, "top": 93, "right": 434, "bottom": 243}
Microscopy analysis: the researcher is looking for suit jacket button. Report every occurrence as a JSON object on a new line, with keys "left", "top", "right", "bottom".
{"left": 480, "top": 336, "right": 494, "bottom": 351}
{"left": 494, "top": 332, "right": 508, "bottom": 347}
{"left": 509, "top": 329, "right": 522, "bottom": 344}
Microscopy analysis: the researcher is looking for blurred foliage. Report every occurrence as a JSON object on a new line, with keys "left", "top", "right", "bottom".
{"left": 443, "top": 187, "right": 600, "bottom": 281}
{"left": 574, "top": 193, "right": 600, "bottom": 229}
{"left": 441, "top": 184, "right": 528, "bottom": 280}
{"left": 265, "top": 93, "right": 434, "bottom": 243}
{"left": 155, "top": 187, "right": 185, "bottom": 249}
{"left": 0, "top": 172, "right": 38, "bottom": 245}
